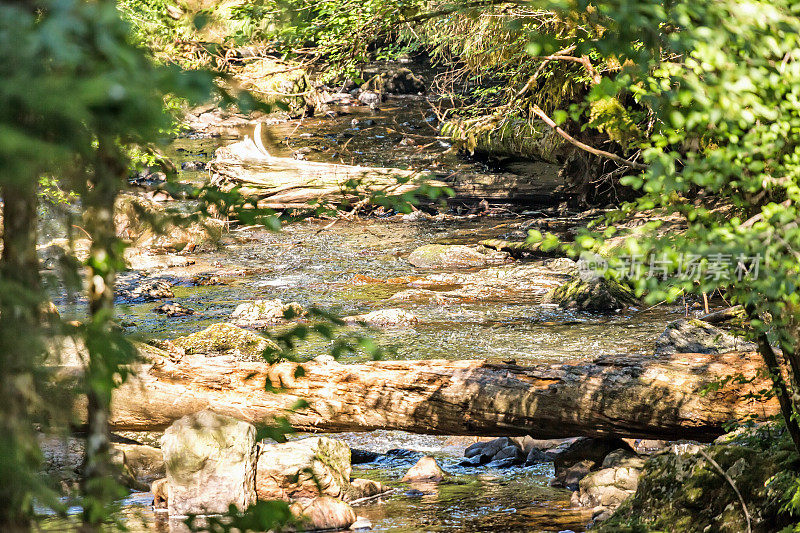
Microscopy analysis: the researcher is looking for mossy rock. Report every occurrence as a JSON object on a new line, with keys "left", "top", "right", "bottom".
{"left": 542, "top": 277, "right": 636, "bottom": 312}
{"left": 654, "top": 318, "right": 756, "bottom": 355}
{"left": 479, "top": 239, "right": 549, "bottom": 257}
{"left": 173, "top": 322, "right": 278, "bottom": 361}
{"left": 597, "top": 443, "right": 798, "bottom": 532}
{"left": 408, "top": 244, "right": 511, "bottom": 269}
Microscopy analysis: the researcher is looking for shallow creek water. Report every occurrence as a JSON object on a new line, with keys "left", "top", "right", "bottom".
{"left": 50, "top": 98, "right": 685, "bottom": 531}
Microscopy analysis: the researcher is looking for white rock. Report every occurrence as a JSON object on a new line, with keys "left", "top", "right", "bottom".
{"left": 161, "top": 410, "right": 257, "bottom": 516}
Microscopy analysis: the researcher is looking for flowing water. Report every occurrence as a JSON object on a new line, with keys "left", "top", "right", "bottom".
{"left": 48, "top": 96, "right": 684, "bottom": 532}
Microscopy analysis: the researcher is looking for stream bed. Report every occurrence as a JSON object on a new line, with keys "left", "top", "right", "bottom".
{"left": 48, "top": 97, "right": 685, "bottom": 532}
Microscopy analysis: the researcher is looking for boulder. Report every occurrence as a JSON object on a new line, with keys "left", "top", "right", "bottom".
{"left": 572, "top": 449, "right": 645, "bottom": 519}
{"left": 357, "top": 90, "right": 381, "bottom": 106}
{"left": 550, "top": 437, "right": 633, "bottom": 490}
{"left": 39, "top": 435, "right": 164, "bottom": 490}
{"left": 231, "top": 299, "right": 307, "bottom": 325}
{"left": 151, "top": 478, "right": 169, "bottom": 509}
{"left": 256, "top": 436, "right": 352, "bottom": 501}
{"left": 172, "top": 323, "right": 278, "bottom": 361}
{"left": 525, "top": 447, "right": 550, "bottom": 465}
{"left": 491, "top": 445, "right": 526, "bottom": 466}
{"left": 153, "top": 302, "right": 195, "bottom": 317}
{"left": 464, "top": 437, "right": 511, "bottom": 462}
{"left": 113, "top": 443, "right": 165, "bottom": 485}
{"left": 553, "top": 459, "right": 595, "bottom": 490}
{"left": 115, "top": 194, "right": 224, "bottom": 252}
{"left": 119, "top": 279, "right": 174, "bottom": 302}
{"left": 511, "top": 436, "right": 575, "bottom": 456}
{"left": 290, "top": 496, "right": 357, "bottom": 531}
{"left": 401, "top": 455, "right": 446, "bottom": 482}
{"left": 654, "top": 318, "right": 756, "bottom": 355}
{"left": 363, "top": 68, "right": 425, "bottom": 94}
{"left": 344, "top": 309, "right": 419, "bottom": 327}
{"left": 542, "top": 277, "right": 637, "bottom": 312}
{"left": 596, "top": 442, "right": 796, "bottom": 532}
{"left": 161, "top": 410, "right": 257, "bottom": 516}
{"left": 350, "top": 449, "right": 380, "bottom": 464}
{"left": 407, "top": 244, "right": 511, "bottom": 269}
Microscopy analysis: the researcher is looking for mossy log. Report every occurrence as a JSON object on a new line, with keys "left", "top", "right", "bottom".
{"left": 479, "top": 238, "right": 557, "bottom": 257}
{"left": 99, "top": 350, "right": 777, "bottom": 441}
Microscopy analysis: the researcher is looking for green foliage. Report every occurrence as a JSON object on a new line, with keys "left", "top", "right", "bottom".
{"left": 529, "top": 0, "right": 800, "bottom": 476}
{"left": 185, "top": 500, "right": 299, "bottom": 533}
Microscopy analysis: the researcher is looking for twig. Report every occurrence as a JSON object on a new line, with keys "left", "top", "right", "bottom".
{"left": 697, "top": 448, "right": 752, "bottom": 533}
{"left": 532, "top": 53, "right": 602, "bottom": 84}
{"left": 530, "top": 104, "right": 648, "bottom": 170}
{"left": 348, "top": 488, "right": 397, "bottom": 506}
{"left": 740, "top": 199, "right": 791, "bottom": 228}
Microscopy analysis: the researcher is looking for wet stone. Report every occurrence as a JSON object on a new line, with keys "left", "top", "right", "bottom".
{"left": 152, "top": 302, "right": 195, "bottom": 317}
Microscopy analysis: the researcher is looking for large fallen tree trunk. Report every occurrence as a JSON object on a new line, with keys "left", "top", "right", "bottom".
{"left": 209, "top": 124, "right": 565, "bottom": 208}
{"left": 209, "top": 124, "right": 444, "bottom": 210}
{"left": 105, "top": 350, "right": 777, "bottom": 441}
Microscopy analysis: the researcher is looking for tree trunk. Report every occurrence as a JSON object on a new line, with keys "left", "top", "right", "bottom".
{"left": 102, "top": 350, "right": 778, "bottom": 442}
{"left": 0, "top": 181, "right": 46, "bottom": 527}
{"left": 744, "top": 303, "right": 800, "bottom": 456}
{"left": 80, "top": 137, "right": 127, "bottom": 526}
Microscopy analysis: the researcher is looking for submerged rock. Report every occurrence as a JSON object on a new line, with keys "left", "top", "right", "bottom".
{"left": 542, "top": 277, "right": 637, "bottom": 312}
{"left": 119, "top": 279, "right": 174, "bottom": 302}
{"left": 407, "top": 244, "right": 511, "bottom": 269}
{"left": 344, "top": 308, "right": 419, "bottom": 327}
{"left": 654, "top": 318, "right": 756, "bottom": 355}
{"left": 347, "top": 478, "right": 391, "bottom": 501}
{"left": 153, "top": 302, "right": 195, "bottom": 317}
{"left": 231, "top": 298, "right": 307, "bottom": 325}
{"left": 161, "top": 410, "right": 257, "bottom": 516}
{"left": 172, "top": 322, "right": 277, "bottom": 361}
{"left": 402, "top": 455, "right": 446, "bottom": 482}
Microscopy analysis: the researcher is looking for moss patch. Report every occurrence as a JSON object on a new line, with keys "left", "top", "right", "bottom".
{"left": 598, "top": 440, "right": 800, "bottom": 533}
{"left": 542, "top": 276, "right": 636, "bottom": 312}
{"left": 173, "top": 322, "right": 278, "bottom": 361}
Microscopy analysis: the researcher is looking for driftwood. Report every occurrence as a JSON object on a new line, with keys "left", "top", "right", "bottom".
{"left": 209, "top": 123, "right": 442, "bottom": 210}
{"left": 209, "top": 124, "right": 565, "bottom": 208}
{"left": 104, "top": 350, "right": 778, "bottom": 441}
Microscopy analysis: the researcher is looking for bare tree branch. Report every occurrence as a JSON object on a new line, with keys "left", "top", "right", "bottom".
{"left": 530, "top": 104, "right": 648, "bottom": 170}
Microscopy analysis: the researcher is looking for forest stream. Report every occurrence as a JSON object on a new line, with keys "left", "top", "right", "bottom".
{"left": 47, "top": 97, "right": 685, "bottom": 532}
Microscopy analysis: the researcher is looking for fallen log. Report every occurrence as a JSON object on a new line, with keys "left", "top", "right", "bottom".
{"left": 105, "top": 350, "right": 778, "bottom": 441}
{"left": 209, "top": 124, "right": 565, "bottom": 208}
{"left": 209, "top": 124, "right": 444, "bottom": 210}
